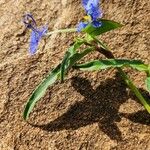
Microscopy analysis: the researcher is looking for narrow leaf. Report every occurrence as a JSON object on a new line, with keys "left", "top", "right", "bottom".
{"left": 23, "top": 64, "right": 61, "bottom": 120}
{"left": 68, "top": 40, "right": 85, "bottom": 56}
{"left": 60, "top": 40, "right": 87, "bottom": 82}
{"left": 23, "top": 40, "right": 87, "bottom": 120}
{"left": 60, "top": 48, "right": 94, "bottom": 81}
{"left": 74, "top": 59, "right": 148, "bottom": 72}
{"left": 60, "top": 52, "right": 70, "bottom": 83}
{"left": 68, "top": 48, "right": 93, "bottom": 68}
{"left": 83, "top": 19, "right": 123, "bottom": 36}
{"left": 145, "top": 77, "right": 150, "bottom": 92}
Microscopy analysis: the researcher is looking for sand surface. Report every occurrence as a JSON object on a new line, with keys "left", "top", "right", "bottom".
{"left": 0, "top": 0, "right": 150, "bottom": 149}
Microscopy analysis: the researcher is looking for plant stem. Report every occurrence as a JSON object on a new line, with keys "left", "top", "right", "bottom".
{"left": 117, "top": 68, "right": 150, "bottom": 113}
{"left": 46, "top": 28, "right": 77, "bottom": 36}
{"left": 91, "top": 38, "right": 150, "bottom": 113}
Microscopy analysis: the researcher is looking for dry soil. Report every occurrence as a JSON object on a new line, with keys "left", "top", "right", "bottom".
{"left": 0, "top": 0, "right": 150, "bottom": 150}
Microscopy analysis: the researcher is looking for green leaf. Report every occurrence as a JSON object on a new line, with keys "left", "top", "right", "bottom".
{"left": 83, "top": 19, "right": 123, "bottom": 36}
{"left": 60, "top": 48, "right": 94, "bottom": 82}
{"left": 68, "top": 48, "right": 93, "bottom": 67}
{"left": 23, "top": 40, "right": 90, "bottom": 120}
{"left": 145, "top": 77, "right": 150, "bottom": 92}
{"left": 74, "top": 59, "right": 148, "bottom": 71}
{"left": 68, "top": 40, "right": 85, "bottom": 56}
{"left": 60, "top": 40, "right": 88, "bottom": 82}
{"left": 23, "top": 64, "right": 61, "bottom": 120}
{"left": 74, "top": 59, "right": 150, "bottom": 113}
{"left": 60, "top": 52, "right": 71, "bottom": 83}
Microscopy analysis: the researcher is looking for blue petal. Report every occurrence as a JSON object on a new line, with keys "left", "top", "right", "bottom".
{"left": 88, "top": 6, "right": 102, "bottom": 20}
{"left": 92, "top": 20, "right": 102, "bottom": 28}
{"left": 77, "top": 21, "right": 88, "bottom": 32}
{"left": 82, "top": 0, "right": 102, "bottom": 20}
{"left": 29, "top": 26, "right": 48, "bottom": 55}
{"left": 82, "top": 0, "right": 99, "bottom": 11}
{"left": 29, "top": 31, "right": 39, "bottom": 55}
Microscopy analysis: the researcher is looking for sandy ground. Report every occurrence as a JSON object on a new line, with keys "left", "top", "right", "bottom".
{"left": 0, "top": 0, "right": 150, "bottom": 149}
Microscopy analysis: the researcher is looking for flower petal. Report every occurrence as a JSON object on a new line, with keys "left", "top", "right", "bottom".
{"left": 77, "top": 21, "right": 88, "bottom": 32}
{"left": 29, "top": 26, "right": 48, "bottom": 55}
{"left": 82, "top": 0, "right": 102, "bottom": 20}
{"left": 92, "top": 20, "right": 102, "bottom": 28}
{"left": 82, "top": 0, "right": 99, "bottom": 11}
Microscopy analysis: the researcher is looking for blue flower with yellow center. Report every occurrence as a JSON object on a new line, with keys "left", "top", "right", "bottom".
{"left": 23, "top": 14, "right": 48, "bottom": 55}
{"left": 77, "top": 0, "right": 103, "bottom": 32}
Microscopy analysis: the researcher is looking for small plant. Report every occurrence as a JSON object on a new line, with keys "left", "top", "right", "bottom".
{"left": 23, "top": 0, "right": 150, "bottom": 120}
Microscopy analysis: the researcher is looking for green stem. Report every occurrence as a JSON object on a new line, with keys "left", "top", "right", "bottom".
{"left": 118, "top": 68, "right": 150, "bottom": 113}
{"left": 92, "top": 37, "right": 150, "bottom": 113}
{"left": 46, "top": 28, "right": 77, "bottom": 36}
{"left": 147, "top": 65, "right": 150, "bottom": 77}
{"left": 92, "top": 37, "right": 110, "bottom": 50}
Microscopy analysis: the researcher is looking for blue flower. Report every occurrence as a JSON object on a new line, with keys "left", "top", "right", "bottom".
{"left": 29, "top": 26, "right": 48, "bottom": 55}
{"left": 23, "top": 14, "right": 48, "bottom": 55}
{"left": 77, "top": 0, "right": 103, "bottom": 32}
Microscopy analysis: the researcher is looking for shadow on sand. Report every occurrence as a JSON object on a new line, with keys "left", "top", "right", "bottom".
{"left": 30, "top": 74, "right": 150, "bottom": 141}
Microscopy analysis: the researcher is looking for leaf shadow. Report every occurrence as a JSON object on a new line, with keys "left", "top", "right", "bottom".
{"left": 29, "top": 73, "right": 150, "bottom": 141}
